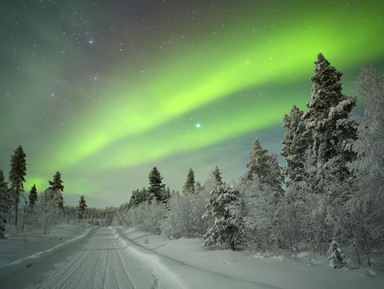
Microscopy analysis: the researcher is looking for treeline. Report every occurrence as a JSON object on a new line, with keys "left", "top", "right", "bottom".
{"left": 114, "top": 54, "right": 384, "bottom": 268}
{"left": 0, "top": 156, "right": 114, "bottom": 237}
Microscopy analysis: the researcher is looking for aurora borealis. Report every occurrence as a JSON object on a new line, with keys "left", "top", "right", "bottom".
{"left": 1, "top": 1, "right": 383, "bottom": 207}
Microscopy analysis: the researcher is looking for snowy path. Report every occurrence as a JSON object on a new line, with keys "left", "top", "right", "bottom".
{"left": 0, "top": 227, "right": 181, "bottom": 289}
{"left": 0, "top": 227, "right": 274, "bottom": 289}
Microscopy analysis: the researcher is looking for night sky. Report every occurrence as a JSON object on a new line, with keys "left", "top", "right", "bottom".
{"left": 1, "top": 0, "right": 383, "bottom": 207}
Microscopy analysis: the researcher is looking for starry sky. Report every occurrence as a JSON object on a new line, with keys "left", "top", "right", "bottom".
{"left": 1, "top": 0, "right": 383, "bottom": 208}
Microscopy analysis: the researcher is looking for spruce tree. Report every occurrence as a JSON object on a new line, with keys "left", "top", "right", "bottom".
{"left": 246, "top": 139, "right": 282, "bottom": 191}
{"left": 28, "top": 184, "right": 38, "bottom": 210}
{"left": 0, "top": 170, "right": 11, "bottom": 220}
{"left": 182, "top": 168, "right": 195, "bottom": 195}
{"left": 9, "top": 145, "right": 26, "bottom": 226}
{"left": 203, "top": 185, "right": 243, "bottom": 250}
{"left": 148, "top": 167, "right": 166, "bottom": 203}
{"left": 282, "top": 105, "right": 312, "bottom": 183}
{"left": 46, "top": 171, "right": 64, "bottom": 210}
{"left": 78, "top": 195, "right": 87, "bottom": 220}
{"left": 211, "top": 166, "right": 223, "bottom": 186}
{"left": 303, "top": 53, "right": 356, "bottom": 165}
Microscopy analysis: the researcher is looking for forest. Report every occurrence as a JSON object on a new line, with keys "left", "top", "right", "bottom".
{"left": 1, "top": 54, "right": 383, "bottom": 269}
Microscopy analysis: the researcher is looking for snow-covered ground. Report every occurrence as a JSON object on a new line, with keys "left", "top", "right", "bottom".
{"left": 0, "top": 225, "right": 383, "bottom": 289}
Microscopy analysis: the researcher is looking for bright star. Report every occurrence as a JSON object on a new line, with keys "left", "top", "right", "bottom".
{"left": 196, "top": 123, "right": 201, "bottom": 128}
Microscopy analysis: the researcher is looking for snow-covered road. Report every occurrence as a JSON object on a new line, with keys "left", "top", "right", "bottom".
{"left": 0, "top": 227, "right": 273, "bottom": 289}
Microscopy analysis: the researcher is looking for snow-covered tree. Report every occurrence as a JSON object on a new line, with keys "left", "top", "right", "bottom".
{"left": 346, "top": 67, "right": 384, "bottom": 266}
{"left": 182, "top": 168, "right": 195, "bottom": 195}
{"left": 38, "top": 190, "right": 63, "bottom": 234}
{"left": 48, "top": 171, "right": 64, "bottom": 211}
{"left": 0, "top": 170, "right": 9, "bottom": 239}
{"left": 246, "top": 138, "right": 282, "bottom": 191}
{"left": 129, "top": 187, "right": 148, "bottom": 207}
{"left": 328, "top": 240, "right": 346, "bottom": 268}
{"left": 303, "top": 53, "right": 357, "bottom": 178}
{"left": 203, "top": 185, "right": 244, "bottom": 250}
{"left": 148, "top": 167, "right": 166, "bottom": 203}
{"left": 9, "top": 145, "right": 26, "bottom": 226}
{"left": 78, "top": 195, "right": 87, "bottom": 221}
{"left": 203, "top": 166, "right": 224, "bottom": 193}
{"left": 281, "top": 105, "right": 312, "bottom": 184}
{"left": 28, "top": 184, "right": 38, "bottom": 211}
{"left": 161, "top": 192, "right": 209, "bottom": 238}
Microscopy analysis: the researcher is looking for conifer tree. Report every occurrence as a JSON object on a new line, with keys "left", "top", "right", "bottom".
{"left": 0, "top": 170, "right": 11, "bottom": 220}
{"left": 303, "top": 53, "right": 356, "bottom": 166}
{"left": 203, "top": 185, "right": 243, "bottom": 250}
{"left": 9, "top": 145, "right": 26, "bottom": 226}
{"left": 246, "top": 139, "right": 282, "bottom": 191}
{"left": 211, "top": 166, "right": 223, "bottom": 186}
{"left": 28, "top": 184, "right": 38, "bottom": 211}
{"left": 45, "top": 171, "right": 64, "bottom": 211}
{"left": 78, "top": 195, "right": 87, "bottom": 220}
{"left": 148, "top": 167, "right": 166, "bottom": 203}
{"left": 182, "top": 168, "right": 195, "bottom": 195}
{"left": 282, "top": 105, "right": 313, "bottom": 183}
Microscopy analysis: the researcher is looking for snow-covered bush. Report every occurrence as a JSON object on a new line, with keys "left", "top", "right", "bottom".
{"left": 125, "top": 201, "right": 166, "bottom": 234}
{"left": 328, "top": 240, "right": 346, "bottom": 268}
{"left": 161, "top": 191, "right": 209, "bottom": 238}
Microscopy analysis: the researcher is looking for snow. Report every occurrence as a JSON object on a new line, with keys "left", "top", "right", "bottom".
{"left": 0, "top": 225, "right": 383, "bottom": 289}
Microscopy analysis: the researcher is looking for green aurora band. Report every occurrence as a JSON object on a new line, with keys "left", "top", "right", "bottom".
{"left": 21, "top": 1, "right": 384, "bottom": 196}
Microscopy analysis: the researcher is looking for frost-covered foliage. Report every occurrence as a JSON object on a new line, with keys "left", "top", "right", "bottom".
{"left": 182, "top": 168, "right": 196, "bottom": 195}
{"left": 304, "top": 53, "right": 356, "bottom": 165}
{"left": 203, "top": 185, "right": 244, "bottom": 250}
{"left": 246, "top": 139, "right": 282, "bottom": 192}
{"left": 124, "top": 201, "right": 167, "bottom": 234}
{"left": 345, "top": 67, "right": 384, "bottom": 267}
{"left": 328, "top": 240, "right": 346, "bottom": 268}
{"left": 238, "top": 178, "right": 282, "bottom": 252}
{"left": 37, "top": 190, "right": 64, "bottom": 234}
{"left": 161, "top": 191, "right": 209, "bottom": 238}
{"left": 282, "top": 105, "right": 312, "bottom": 184}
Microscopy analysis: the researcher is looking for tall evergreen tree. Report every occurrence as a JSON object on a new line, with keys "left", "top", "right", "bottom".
{"left": 28, "top": 184, "right": 38, "bottom": 210}
{"left": 303, "top": 53, "right": 357, "bottom": 165}
{"left": 182, "top": 168, "right": 195, "bottom": 195}
{"left": 78, "top": 195, "right": 87, "bottom": 220}
{"left": 148, "top": 167, "right": 166, "bottom": 203}
{"left": 282, "top": 105, "right": 313, "bottom": 183}
{"left": 9, "top": 145, "right": 26, "bottom": 226}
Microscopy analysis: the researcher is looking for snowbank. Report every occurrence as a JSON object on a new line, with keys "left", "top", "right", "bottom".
{"left": 0, "top": 224, "right": 94, "bottom": 279}
{"left": 115, "top": 226, "right": 384, "bottom": 289}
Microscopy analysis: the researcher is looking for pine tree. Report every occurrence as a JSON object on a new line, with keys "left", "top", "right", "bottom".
{"left": 182, "top": 168, "right": 195, "bottom": 195}
{"left": 78, "top": 195, "right": 87, "bottom": 221}
{"left": 0, "top": 170, "right": 10, "bottom": 238}
{"left": 246, "top": 139, "right": 282, "bottom": 191}
{"left": 203, "top": 185, "right": 243, "bottom": 250}
{"left": 281, "top": 105, "right": 313, "bottom": 183}
{"left": 303, "top": 53, "right": 357, "bottom": 166}
{"left": 204, "top": 166, "right": 224, "bottom": 193}
{"left": 148, "top": 167, "right": 166, "bottom": 203}
{"left": 49, "top": 172, "right": 64, "bottom": 211}
{"left": 0, "top": 170, "right": 11, "bottom": 220}
{"left": 28, "top": 184, "right": 38, "bottom": 211}
{"left": 129, "top": 188, "right": 148, "bottom": 207}
{"left": 9, "top": 145, "right": 26, "bottom": 226}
